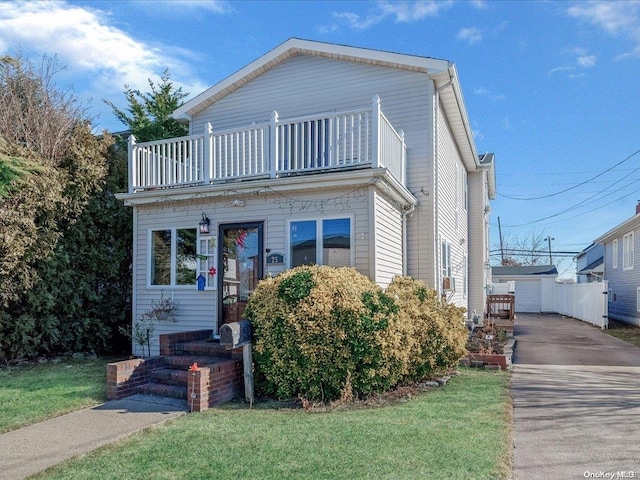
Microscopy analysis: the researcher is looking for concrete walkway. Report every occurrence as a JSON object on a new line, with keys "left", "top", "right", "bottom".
{"left": 0, "top": 394, "right": 187, "bottom": 480}
{"left": 512, "top": 314, "right": 640, "bottom": 479}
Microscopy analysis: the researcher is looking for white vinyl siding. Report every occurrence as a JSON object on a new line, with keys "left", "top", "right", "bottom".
{"left": 613, "top": 239, "right": 618, "bottom": 269}
{"left": 623, "top": 232, "right": 634, "bottom": 270}
{"left": 373, "top": 191, "right": 404, "bottom": 288}
{"left": 435, "top": 101, "right": 468, "bottom": 307}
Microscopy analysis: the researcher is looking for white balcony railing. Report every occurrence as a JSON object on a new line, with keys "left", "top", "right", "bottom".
{"left": 128, "top": 95, "right": 405, "bottom": 193}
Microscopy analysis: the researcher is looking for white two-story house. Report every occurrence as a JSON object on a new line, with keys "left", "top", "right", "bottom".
{"left": 116, "top": 38, "right": 496, "bottom": 356}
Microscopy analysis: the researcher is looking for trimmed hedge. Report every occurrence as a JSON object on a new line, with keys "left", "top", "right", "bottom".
{"left": 245, "top": 266, "right": 466, "bottom": 402}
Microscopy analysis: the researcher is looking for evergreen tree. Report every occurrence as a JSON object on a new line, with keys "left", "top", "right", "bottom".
{"left": 104, "top": 69, "right": 189, "bottom": 142}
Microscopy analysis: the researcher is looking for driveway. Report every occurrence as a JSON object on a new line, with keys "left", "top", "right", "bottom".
{"left": 512, "top": 314, "right": 640, "bottom": 480}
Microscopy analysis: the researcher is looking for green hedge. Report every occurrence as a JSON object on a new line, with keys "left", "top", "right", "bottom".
{"left": 245, "top": 266, "right": 467, "bottom": 402}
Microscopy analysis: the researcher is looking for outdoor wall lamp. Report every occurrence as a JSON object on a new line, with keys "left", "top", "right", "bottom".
{"left": 199, "top": 212, "right": 210, "bottom": 234}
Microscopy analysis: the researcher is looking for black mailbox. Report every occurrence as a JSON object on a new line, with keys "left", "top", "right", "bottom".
{"left": 219, "top": 319, "right": 252, "bottom": 348}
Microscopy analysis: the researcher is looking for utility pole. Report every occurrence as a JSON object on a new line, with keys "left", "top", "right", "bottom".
{"left": 545, "top": 236, "right": 554, "bottom": 265}
{"left": 498, "top": 217, "right": 504, "bottom": 265}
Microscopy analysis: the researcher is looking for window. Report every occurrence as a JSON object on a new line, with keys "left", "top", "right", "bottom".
{"left": 150, "top": 228, "right": 197, "bottom": 286}
{"left": 290, "top": 218, "right": 351, "bottom": 267}
{"left": 441, "top": 240, "right": 451, "bottom": 279}
{"left": 613, "top": 239, "right": 618, "bottom": 269}
{"left": 197, "top": 235, "right": 218, "bottom": 289}
{"left": 623, "top": 232, "right": 634, "bottom": 270}
{"left": 637, "top": 288, "right": 640, "bottom": 313}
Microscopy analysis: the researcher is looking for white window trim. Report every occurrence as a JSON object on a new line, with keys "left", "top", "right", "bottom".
{"left": 636, "top": 287, "right": 640, "bottom": 313}
{"left": 286, "top": 215, "right": 354, "bottom": 268}
{"left": 147, "top": 227, "right": 199, "bottom": 288}
{"left": 623, "top": 232, "right": 634, "bottom": 271}
{"left": 612, "top": 239, "right": 618, "bottom": 269}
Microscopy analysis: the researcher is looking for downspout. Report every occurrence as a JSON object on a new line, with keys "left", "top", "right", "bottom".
{"left": 402, "top": 204, "right": 416, "bottom": 275}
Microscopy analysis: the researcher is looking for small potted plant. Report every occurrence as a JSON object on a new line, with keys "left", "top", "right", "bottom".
{"left": 148, "top": 290, "right": 179, "bottom": 321}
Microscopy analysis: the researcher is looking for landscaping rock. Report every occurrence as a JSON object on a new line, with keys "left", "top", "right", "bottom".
{"left": 458, "top": 357, "right": 470, "bottom": 367}
{"left": 419, "top": 381, "right": 440, "bottom": 388}
{"left": 485, "top": 364, "right": 501, "bottom": 370}
{"left": 471, "top": 360, "right": 484, "bottom": 368}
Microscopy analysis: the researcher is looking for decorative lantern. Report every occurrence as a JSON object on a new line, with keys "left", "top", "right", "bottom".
{"left": 199, "top": 213, "right": 210, "bottom": 234}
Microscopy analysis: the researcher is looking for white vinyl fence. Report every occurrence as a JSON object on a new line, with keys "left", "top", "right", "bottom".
{"left": 554, "top": 281, "right": 609, "bottom": 329}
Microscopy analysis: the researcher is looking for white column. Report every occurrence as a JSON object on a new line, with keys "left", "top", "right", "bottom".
{"left": 270, "top": 110, "right": 279, "bottom": 179}
{"left": 128, "top": 134, "right": 136, "bottom": 193}
{"left": 372, "top": 95, "right": 381, "bottom": 168}
{"left": 398, "top": 128, "right": 406, "bottom": 185}
{"left": 204, "top": 122, "right": 213, "bottom": 183}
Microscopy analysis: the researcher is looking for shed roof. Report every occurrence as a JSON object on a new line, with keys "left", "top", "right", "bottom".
{"left": 492, "top": 265, "right": 558, "bottom": 276}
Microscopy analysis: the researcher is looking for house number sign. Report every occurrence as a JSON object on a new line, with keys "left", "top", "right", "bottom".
{"left": 266, "top": 253, "right": 285, "bottom": 265}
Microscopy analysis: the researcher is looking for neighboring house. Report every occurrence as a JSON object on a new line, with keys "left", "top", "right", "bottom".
{"left": 593, "top": 203, "right": 640, "bottom": 326}
{"left": 492, "top": 265, "right": 558, "bottom": 313}
{"left": 116, "top": 38, "right": 496, "bottom": 356}
{"left": 575, "top": 243, "right": 604, "bottom": 283}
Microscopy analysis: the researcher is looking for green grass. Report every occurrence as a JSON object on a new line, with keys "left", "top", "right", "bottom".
{"left": 604, "top": 319, "right": 640, "bottom": 348}
{"left": 0, "top": 358, "right": 112, "bottom": 433}
{"left": 34, "top": 368, "right": 512, "bottom": 480}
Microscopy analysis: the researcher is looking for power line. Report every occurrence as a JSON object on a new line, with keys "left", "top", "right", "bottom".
{"left": 498, "top": 148, "right": 640, "bottom": 201}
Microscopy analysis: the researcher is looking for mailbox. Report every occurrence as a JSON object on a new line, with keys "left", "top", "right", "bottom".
{"left": 219, "top": 319, "right": 252, "bottom": 348}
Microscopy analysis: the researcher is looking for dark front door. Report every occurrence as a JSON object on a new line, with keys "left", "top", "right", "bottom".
{"left": 218, "top": 222, "right": 263, "bottom": 330}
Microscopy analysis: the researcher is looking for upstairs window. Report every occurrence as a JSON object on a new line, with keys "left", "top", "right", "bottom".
{"left": 612, "top": 239, "right": 618, "bottom": 269}
{"left": 623, "top": 232, "right": 634, "bottom": 270}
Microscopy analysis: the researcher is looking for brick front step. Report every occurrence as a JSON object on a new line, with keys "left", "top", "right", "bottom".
{"left": 137, "top": 382, "right": 187, "bottom": 399}
{"left": 175, "top": 340, "right": 243, "bottom": 359}
{"left": 150, "top": 368, "right": 190, "bottom": 386}
{"left": 162, "top": 355, "right": 226, "bottom": 369}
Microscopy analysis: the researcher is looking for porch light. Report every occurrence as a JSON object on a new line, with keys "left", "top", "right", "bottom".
{"left": 199, "top": 213, "right": 210, "bottom": 234}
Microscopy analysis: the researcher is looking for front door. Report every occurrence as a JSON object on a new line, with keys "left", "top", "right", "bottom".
{"left": 218, "top": 222, "right": 263, "bottom": 330}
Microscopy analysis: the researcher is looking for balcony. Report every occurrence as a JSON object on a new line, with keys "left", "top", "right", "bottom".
{"left": 127, "top": 95, "right": 406, "bottom": 193}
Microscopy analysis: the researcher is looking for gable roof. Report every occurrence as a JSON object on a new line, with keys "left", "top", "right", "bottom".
{"left": 174, "top": 38, "right": 451, "bottom": 121}
{"left": 173, "top": 38, "right": 482, "bottom": 170}
{"left": 492, "top": 265, "right": 558, "bottom": 276}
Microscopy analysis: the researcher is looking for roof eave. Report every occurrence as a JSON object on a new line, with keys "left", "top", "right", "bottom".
{"left": 430, "top": 65, "right": 480, "bottom": 171}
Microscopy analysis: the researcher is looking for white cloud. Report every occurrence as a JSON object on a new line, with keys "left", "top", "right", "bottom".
{"left": 457, "top": 27, "right": 482, "bottom": 44}
{"left": 568, "top": 1, "right": 640, "bottom": 59}
{"left": 474, "top": 87, "right": 505, "bottom": 101}
{"left": 324, "top": 0, "right": 453, "bottom": 32}
{"left": 549, "top": 47, "right": 597, "bottom": 76}
{"left": 577, "top": 55, "right": 596, "bottom": 68}
{"left": 0, "top": 1, "right": 208, "bottom": 97}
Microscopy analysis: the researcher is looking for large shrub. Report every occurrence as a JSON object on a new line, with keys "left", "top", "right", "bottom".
{"left": 246, "top": 267, "right": 469, "bottom": 402}
{"left": 387, "top": 276, "right": 468, "bottom": 380}
{"left": 246, "top": 266, "right": 405, "bottom": 402}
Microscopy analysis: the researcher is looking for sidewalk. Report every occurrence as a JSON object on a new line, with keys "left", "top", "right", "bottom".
{"left": 0, "top": 394, "right": 187, "bottom": 480}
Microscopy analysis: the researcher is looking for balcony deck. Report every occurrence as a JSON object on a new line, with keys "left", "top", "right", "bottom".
{"left": 127, "top": 95, "right": 406, "bottom": 194}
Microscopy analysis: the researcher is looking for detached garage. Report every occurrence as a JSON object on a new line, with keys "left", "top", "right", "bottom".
{"left": 491, "top": 265, "right": 558, "bottom": 313}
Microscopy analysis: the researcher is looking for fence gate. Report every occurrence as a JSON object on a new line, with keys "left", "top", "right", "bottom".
{"left": 553, "top": 281, "right": 609, "bottom": 329}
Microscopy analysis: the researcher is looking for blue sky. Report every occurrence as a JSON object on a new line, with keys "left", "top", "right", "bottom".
{"left": 1, "top": 0, "right": 639, "bottom": 276}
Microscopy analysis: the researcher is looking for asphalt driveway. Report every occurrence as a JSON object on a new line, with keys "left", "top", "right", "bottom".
{"left": 512, "top": 314, "right": 640, "bottom": 479}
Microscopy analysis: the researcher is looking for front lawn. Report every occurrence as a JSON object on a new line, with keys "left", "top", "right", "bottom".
{"left": 0, "top": 357, "right": 112, "bottom": 433}
{"left": 34, "top": 368, "right": 512, "bottom": 480}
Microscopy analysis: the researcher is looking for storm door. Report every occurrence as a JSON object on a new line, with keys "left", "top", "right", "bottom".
{"left": 218, "top": 222, "right": 263, "bottom": 329}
